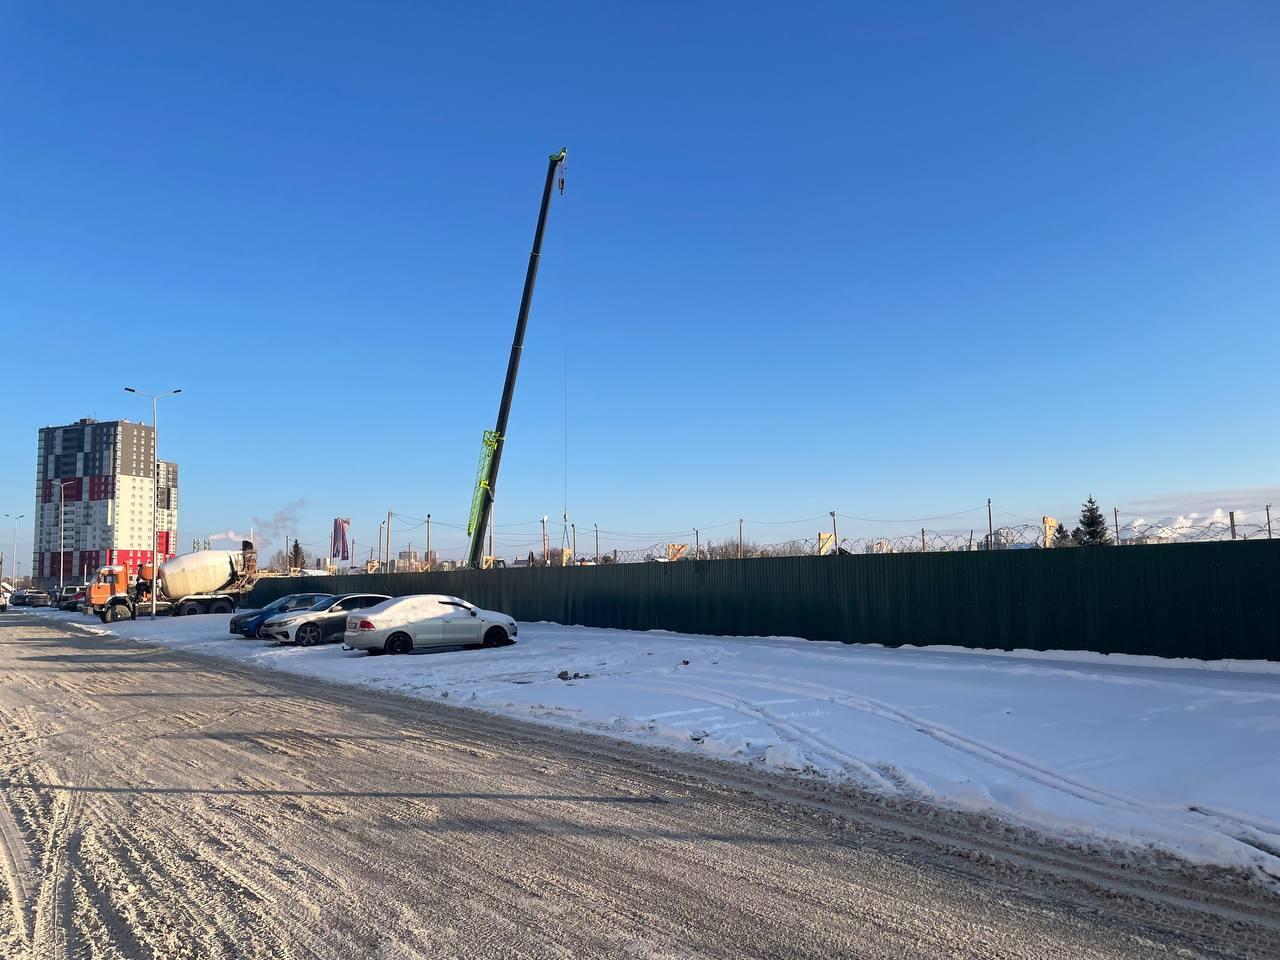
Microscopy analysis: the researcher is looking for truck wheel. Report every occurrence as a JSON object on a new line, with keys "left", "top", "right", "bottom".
{"left": 177, "top": 602, "right": 202, "bottom": 616}
{"left": 209, "top": 599, "right": 234, "bottom": 615}
{"left": 386, "top": 633, "right": 412, "bottom": 656}
{"left": 108, "top": 604, "right": 131, "bottom": 623}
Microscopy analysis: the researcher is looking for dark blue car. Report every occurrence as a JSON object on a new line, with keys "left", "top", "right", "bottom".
{"left": 229, "top": 592, "right": 334, "bottom": 639}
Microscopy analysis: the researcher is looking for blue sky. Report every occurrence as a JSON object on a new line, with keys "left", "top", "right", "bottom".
{"left": 2, "top": 1, "right": 1277, "bottom": 566}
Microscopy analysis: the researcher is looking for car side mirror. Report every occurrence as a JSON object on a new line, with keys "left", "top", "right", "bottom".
{"left": 470, "top": 609, "right": 477, "bottom": 617}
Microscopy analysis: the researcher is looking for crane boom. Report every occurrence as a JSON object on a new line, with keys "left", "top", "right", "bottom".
{"left": 466, "top": 147, "right": 567, "bottom": 568}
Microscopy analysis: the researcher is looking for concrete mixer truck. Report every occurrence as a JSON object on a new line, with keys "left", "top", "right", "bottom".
{"left": 86, "top": 542, "right": 260, "bottom": 622}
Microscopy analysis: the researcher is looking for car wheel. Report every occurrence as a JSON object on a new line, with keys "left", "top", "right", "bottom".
{"left": 482, "top": 626, "right": 509, "bottom": 648}
{"left": 209, "top": 599, "right": 234, "bottom": 615}
{"left": 297, "top": 623, "right": 322, "bottom": 647}
{"left": 386, "top": 632, "right": 412, "bottom": 656}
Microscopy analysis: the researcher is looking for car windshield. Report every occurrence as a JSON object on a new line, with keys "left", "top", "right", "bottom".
{"left": 307, "top": 596, "right": 338, "bottom": 611}
{"left": 263, "top": 594, "right": 303, "bottom": 612}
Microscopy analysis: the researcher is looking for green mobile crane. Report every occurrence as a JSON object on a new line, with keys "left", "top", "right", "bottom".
{"left": 466, "top": 148, "right": 567, "bottom": 568}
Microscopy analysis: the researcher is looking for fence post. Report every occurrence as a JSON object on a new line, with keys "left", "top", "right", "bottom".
{"left": 830, "top": 512, "right": 838, "bottom": 556}
{"left": 739, "top": 518, "right": 744, "bottom": 559}
{"left": 1267, "top": 504, "right": 1273, "bottom": 540}
{"left": 1229, "top": 511, "right": 1237, "bottom": 540}
{"left": 921, "top": 528, "right": 926, "bottom": 552}
{"left": 694, "top": 528, "right": 699, "bottom": 559}
{"left": 986, "top": 499, "right": 993, "bottom": 550}
{"left": 1113, "top": 507, "right": 1120, "bottom": 545}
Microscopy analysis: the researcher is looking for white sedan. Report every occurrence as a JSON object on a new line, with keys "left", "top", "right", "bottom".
{"left": 342, "top": 594, "right": 518, "bottom": 656}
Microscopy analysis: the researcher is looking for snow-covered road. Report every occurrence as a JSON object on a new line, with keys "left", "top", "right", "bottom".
{"left": 43, "top": 609, "right": 1280, "bottom": 881}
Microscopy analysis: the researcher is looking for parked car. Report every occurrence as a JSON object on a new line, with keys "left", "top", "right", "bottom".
{"left": 258, "top": 593, "right": 390, "bottom": 646}
{"left": 10, "top": 589, "right": 29, "bottom": 607}
{"left": 25, "top": 590, "right": 51, "bottom": 607}
{"left": 342, "top": 594, "right": 517, "bottom": 656}
{"left": 229, "top": 592, "right": 334, "bottom": 639}
{"left": 58, "top": 587, "right": 85, "bottom": 611}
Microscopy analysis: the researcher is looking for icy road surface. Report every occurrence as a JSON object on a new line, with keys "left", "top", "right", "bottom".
{"left": 2, "top": 613, "right": 1278, "bottom": 959}
{"left": 44, "top": 609, "right": 1280, "bottom": 879}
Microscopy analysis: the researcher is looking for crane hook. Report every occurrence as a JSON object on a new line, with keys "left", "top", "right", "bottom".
{"left": 558, "top": 176, "right": 564, "bottom": 195}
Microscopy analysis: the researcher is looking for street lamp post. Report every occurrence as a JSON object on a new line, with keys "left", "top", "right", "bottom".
{"left": 125, "top": 387, "right": 182, "bottom": 619}
{"left": 2, "top": 513, "right": 22, "bottom": 591}
{"left": 54, "top": 480, "right": 76, "bottom": 599}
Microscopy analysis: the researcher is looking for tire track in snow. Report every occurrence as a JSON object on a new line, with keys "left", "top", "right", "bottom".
{"left": 693, "top": 668, "right": 1280, "bottom": 870}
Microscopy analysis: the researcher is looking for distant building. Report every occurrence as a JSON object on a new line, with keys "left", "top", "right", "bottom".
{"left": 33, "top": 418, "right": 178, "bottom": 586}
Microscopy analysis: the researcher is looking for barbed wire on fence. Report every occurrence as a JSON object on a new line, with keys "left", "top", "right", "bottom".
{"left": 581, "top": 517, "right": 1276, "bottom": 565}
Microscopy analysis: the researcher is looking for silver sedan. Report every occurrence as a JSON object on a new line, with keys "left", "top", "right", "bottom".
{"left": 342, "top": 594, "right": 517, "bottom": 656}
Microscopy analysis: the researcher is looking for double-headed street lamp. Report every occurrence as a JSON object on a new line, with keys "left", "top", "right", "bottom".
{"left": 125, "top": 387, "right": 182, "bottom": 619}
{"left": 2, "top": 513, "right": 22, "bottom": 589}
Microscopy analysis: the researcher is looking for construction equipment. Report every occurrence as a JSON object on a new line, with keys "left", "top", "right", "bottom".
{"left": 466, "top": 148, "right": 567, "bottom": 568}
{"left": 87, "top": 541, "right": 260, "bottom": 622}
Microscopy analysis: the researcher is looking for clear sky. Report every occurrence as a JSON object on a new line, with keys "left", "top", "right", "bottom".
{"left": 2, "top": 1, "right": 1277, "bottom": 566}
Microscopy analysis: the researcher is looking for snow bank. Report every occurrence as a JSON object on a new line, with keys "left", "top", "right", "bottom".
{"left": 38, "top": 609, "right": 1280, "bottom": 882}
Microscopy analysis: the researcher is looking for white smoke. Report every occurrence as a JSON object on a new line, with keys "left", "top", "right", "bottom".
{"left": 208, "top": 529, "right": 251, "bottom": 544}
{"left": 251, "top": 500, "right": 308, "bottom": 553}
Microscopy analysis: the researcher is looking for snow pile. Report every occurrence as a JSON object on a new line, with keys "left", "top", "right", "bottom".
{"left": 39, "top": 609, "right": 1280, "bottom": 881}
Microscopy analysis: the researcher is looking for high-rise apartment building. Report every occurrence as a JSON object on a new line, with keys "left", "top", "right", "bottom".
{"left": 34, "top": 418, "right": 179, "bottom": 585}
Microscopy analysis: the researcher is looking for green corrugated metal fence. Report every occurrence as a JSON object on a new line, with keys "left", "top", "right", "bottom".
{"left": 243, "top": 540, "right": 1279, "bottom": 660}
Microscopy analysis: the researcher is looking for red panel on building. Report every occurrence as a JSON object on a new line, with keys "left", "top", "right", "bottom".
{"left": 43, "top": 478, "right": 84, "bottom": 503}
{"left": 79, "top": 551, "right": 101, "bottom": 577}
{"left": 113, "top": 550, "right": 156, "bottom": 575}
{"left": 88, "top": 475, "right": 116, "bottom": 501}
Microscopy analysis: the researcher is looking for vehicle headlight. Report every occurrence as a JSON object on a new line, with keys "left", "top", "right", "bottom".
{"left": 276, "top": 618, "right": 297, "bottom": 627}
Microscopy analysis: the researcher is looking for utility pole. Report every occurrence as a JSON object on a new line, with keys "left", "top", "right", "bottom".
{"left": 1113, "top": 507, "right": 1121, "bottom": 545}
{"left": 830, "top": 512, "right": 838, "bottom": 556}
{"left": 694, "top": 528, "right": 699, "bottom": 559}
{"left": 467, "top": 148, "right": 568, "bottom": 568}
{"left": 541, "top": 515, "right": 548, "bottom": 566}
{"left": 56, "top": 480, "right": 75, "bottom": 599}
{"left": 1267, "top": 504, "right": 1273, "bottom": 540}
{"left": 739, "top": 518, "right": 744, "bottom": 559}
{"left": 986, "top": 498, "right": 994, "bottom": 551}
{"left": 5, "top": 514, "right": 23, "bottom": 599}
{"left": 594, "top": 523, "right": 599, "bottom": 564}
{"left": 386, "top": 510, "right": 393, "bottom": 572}
{"left": 124, "top": 386, "right": 181, "bottom": 619}
{"left": 426, "top": 515, "right": 432, "bottom": 570}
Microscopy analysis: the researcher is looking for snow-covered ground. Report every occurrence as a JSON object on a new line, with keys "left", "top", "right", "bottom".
{"left": 31, "top": 609, "right": 1280, "bottom": 882}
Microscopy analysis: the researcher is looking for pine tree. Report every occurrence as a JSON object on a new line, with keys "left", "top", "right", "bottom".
{"left": 1076, "top": 495, "right": 1111, "bottom": 546}
{"left": 288, "top": 540, "right": 306, "bottom": 569}
{"left": 1052, "top": 523, "right": 1073, "bottom": 548}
